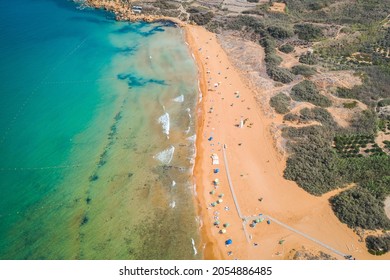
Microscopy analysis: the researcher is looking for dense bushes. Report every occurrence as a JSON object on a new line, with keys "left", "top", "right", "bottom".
{"left": 299, "top": 107, "right": 337, "bottom": 127}
{"left": 334, "top": 67, "right": 390, "bottom": 105}
{"left": 283, "top": 113, "right": 300, "bottom": 122}
{"left": 366, "top": 235, "right": 390, "bottom": 255}
{"left": 265, "top": 53, "right": 282, "bottom": 66}
{"left": 294, "top": 23, "right": 323, "bottom": 41}
{"left": 267, "top": 26, "right": 294, "bottom": 39}
{"left": 291, "top": 65, "right": 317, "bottom": 77}
{"left": 350, "top": 110, "right": 378, "bottom": 135}
{"left": 189, "top": 12, "right": 214, "bottom": 26}
{"left": 266, "top": 66, "right": 294, "bottom": 83}
{"left": 378, "top": 99, "right": 390, "bottom": 107}
{"left": 299, "top": 52, "right": 318, "bottom": 65}
{"left": 291, "top": 80, "right": 332, "bottom": 107}
{"left": 226, "top": 15, "right": 265, "bottom": 34}
{"left": 279, "top": 44, "right": 294, "bottom": 53}
{"left": 330, "top": 187, "right": 390, "bottom": 230}
{"left": 283, "top": 125, "right": 341, "bottom": 195}
{"left": 260, "top": 36, "right": 295, "bottom": 83}
{"left": 270, "top": 93, "right": 291, "bottom": 114}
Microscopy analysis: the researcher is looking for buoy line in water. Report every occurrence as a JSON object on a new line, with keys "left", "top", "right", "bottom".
{"left": 41, "top": 77, "right": 117, "bottom": 85}
{"left": 0, "top": 36, "right": 89, "bottom": 146}
{"left": 0, "top": 198, "right": 82, "bottom": 219}
{"left": 0, "top": 164, "right": 86, "bottom": 172}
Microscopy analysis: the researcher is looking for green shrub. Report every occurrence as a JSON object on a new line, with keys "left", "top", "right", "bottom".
{"left": 190, "top": 12, "right": 214, "bottom": 26}
{"left": 366, "top": 235, "right": 390, "bottom": 255}
{"left": 299, "top": 107, "right": 337, "bottom": 127}
{"left": 270, "top": 93, "right": 291, "bottom": 114}
{"left": 291, "top": 80, "right": 332, "bottom": 107}
{"left": 343, "top": 101, "right": 358, "bottom": 109}
{"left": 265, "top": 53, "right": 283, "bottom": 66}
{"left": 283, "top": 126, "right": 340, "bottom": 195}
{"left": 279, "top": 44, "right": 294, "bottom": 53}
{"left": 350, "top": 110, "right": 378, "bottom": 135}
{"left": 330, "top": 187, "right": 390, "bottom": 230}
{"left": 291, "top": 65, "right": 317, "bottom": 77}
{"left": 294, "top": 23, "right": 323, "bottom": 41}
{"left": 283, "top": 113, "right": 300, "bottom": 122}
{"left": 267, "top": 26, "right": 294, "bottom": 39}
{"left": 299, "top": 52, "right": 318, "bottom": 65}
{"left": 259, "top": 36, "right": 276, "bottom": 54}
{"left": 378, "top": 99, "right": 390, "bottom": 107}
{"left": 266, "top": 66, "right": 294, "bottom": 84}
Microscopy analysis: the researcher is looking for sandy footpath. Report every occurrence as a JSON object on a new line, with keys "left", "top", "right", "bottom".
{"left": 184, "top": 24, "right": 389, "bottom": 260}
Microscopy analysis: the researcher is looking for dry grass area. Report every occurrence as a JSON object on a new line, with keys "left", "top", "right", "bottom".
{"left": 312, "top": 70, "right": 362, "bottom": 89}
{"left": 269, "top": 2, "right": 286, "bottom": 14}
{"left": 277, "top": 49, "right": 300, "bottom": 69}
{"left": 289, "top": 249, "right": 337, "bottom": 260}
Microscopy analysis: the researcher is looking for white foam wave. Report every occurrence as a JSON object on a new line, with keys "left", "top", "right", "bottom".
{"left": 173, "top": 95, "right": 184, "bottom": 103}
{"left": 158, "top": 112, "right": 170, "bottom": 136}
{"left": 172, "top": 181, "right": 176, "bottom": 187}
{"left": 191, "top": 238, "right": 198, "bottom": 256}
{"left": 154, "top": 145, "right": 175, "bottom": 164}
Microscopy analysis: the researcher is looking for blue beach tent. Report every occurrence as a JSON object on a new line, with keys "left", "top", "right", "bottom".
{"left": 225, "top": 239, "right": 233, "bottom": 245}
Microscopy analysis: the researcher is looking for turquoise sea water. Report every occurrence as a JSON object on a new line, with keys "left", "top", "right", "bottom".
{"left": 0, "top": 0, "right": 200, "bottom": 259}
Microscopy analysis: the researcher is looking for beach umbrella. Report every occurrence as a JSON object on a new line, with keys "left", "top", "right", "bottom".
{"left": 217, "top": 199, "right": 223, "bottom": 204}
{"left": 255, "top": 219, "right": 261, "bottom": 223}
{"left": 210, "top": 190, "right": 215, "bottom": 195}
{"left": 223, "top": 223, "right": 230, "bottom": 228}
{"left": 267, "top": 220, "right": 271, "bottom": 225}
{"left": 208, "top": 136, "right": 213, "bottom": 141}
{"left": 218, "top": 193, "right": 224, "bottom": 198}
{"left": 220, "top": 229, "right": 227, "bottom": 234}
{"left": 225, "top": 239, "right": 232, "bottom": 245}
{"left": 279, "top": 240, "right": 285, "bottom": 245}
{"left": 214, "top": 168, "right": 219, "bottom": 174}
{"left": 211, "top": 202, "right": 217, "bottom": 207}
{"left": 214, "top": 221, "right": 220, "bottom": 226}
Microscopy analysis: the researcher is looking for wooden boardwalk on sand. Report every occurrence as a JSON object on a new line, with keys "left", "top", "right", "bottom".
{"left": 221, "top": 144, "right": 349, "bottom": 259}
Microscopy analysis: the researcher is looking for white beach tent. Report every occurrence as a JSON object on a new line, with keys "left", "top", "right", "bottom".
{"left": 211, "top": 153, "right": 219, "bottom": 165}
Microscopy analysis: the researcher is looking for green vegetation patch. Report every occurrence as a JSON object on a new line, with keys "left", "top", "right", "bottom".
{"left": 279, "top": 44, "right": 294, "bottom": 54}
{"left": 283, "top": 125, "right": 341, "bottom": 195}
{"left": 366, "top": 235, "right": 390, "bottom": 256}
{"left": 299, "top": 107, "right": 336, "bottom": 127}
{"left": 294, "top": 23, "right": 323, "bottom": 41}
{"left": 267, "top": 26, "right": 294, "bottom": 39}
{"left": 266, "top": 66, "right": 294, "bottom": 84}
{"left": 291, "top": 65, "right": 317, "bottom": 77}
{"left": 270, "top": 93, "right": 291, "bottom": 114}
{"left": 330, "top": 187, "right": 390, "bottom": 230}
{"left": 290, "top": 80, "right": 332, "bottom": 107}
{"left": 342, "top": 101, "right": 357, "bottom": 109}
{"left": 189, "top": 11, "right": 214, "bottom": 26}
{"left": 299, "top": 52, "right": 318, "bottom": 65}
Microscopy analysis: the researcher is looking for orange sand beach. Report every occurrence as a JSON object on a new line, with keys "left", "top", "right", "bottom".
{"left": 184, "top": 24, "right": 389, "bottom": 260}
